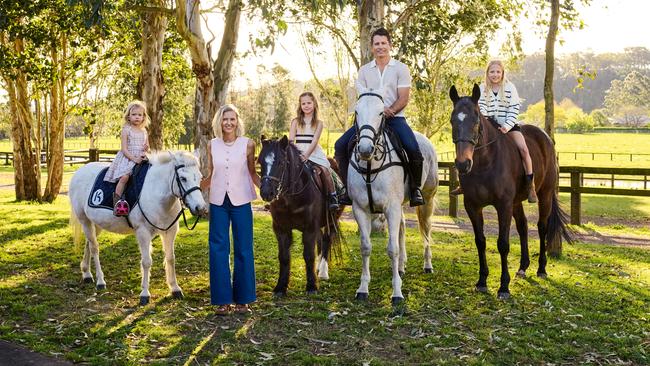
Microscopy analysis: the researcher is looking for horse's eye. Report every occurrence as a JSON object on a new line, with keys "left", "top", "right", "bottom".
{"left": 181, "top": 177, "right": 187, "bottom": 182}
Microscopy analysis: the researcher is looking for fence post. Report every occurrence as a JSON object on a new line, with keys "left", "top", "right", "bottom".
{"left": 449, "top": 167, "right": 459, "bottom": 218}
{"left": 570, "top": 170, "right": 581, "bottom": 225}
{"left": 89, "top": 148, "right": 99, "bottom": 162}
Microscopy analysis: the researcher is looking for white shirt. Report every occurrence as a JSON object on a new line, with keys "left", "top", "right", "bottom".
{"left": 356, "top": 58, "right": 412, "bottom": 117}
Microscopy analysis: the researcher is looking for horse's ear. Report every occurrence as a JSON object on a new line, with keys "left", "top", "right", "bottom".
{"left": 355, "top": 80, "right": 368, "bottom": 96}
{"left": 471, "top": 83, "right": 481, "bottom": 104}
{"left": 279, "top": 135, "right": 289, "bottom": 149}
{"left": 260, "top": 134, "right": 268, "bottom": 146}
{"left": 449, "top": 85, "right": 460, "bottom": 105}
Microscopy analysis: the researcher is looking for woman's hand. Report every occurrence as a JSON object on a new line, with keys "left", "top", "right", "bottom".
{"left": 498, "top": 126, "right": 508, "bottom": 134}
{"left": 200, "top": 177, "right": 211, "bottom": 191}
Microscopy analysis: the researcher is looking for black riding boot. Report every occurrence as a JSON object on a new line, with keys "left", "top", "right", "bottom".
{"left": 334, "top": 152, "right": 352, "bottom": 205}
{"left": 408, "top": 157, "right": 425, "bottom": 207}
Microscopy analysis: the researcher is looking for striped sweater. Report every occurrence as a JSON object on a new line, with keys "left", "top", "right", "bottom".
{"left": 478, "top": 81, "right": 521, "bottom": 131}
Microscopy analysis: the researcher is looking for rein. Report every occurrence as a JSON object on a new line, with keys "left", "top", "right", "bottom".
{"left": 137, "top": 163, "right": 201, "bottom": 231}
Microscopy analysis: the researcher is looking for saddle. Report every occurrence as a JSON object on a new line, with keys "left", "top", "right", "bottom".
{"left": 305, "top": 160, "right": 344, "bottom": 197}
{"left": 88, "top": 163, "right": 151, "bottom": 212}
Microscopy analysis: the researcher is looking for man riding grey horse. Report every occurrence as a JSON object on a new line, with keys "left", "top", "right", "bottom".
{"left": 334, "top": 27, "right": 425, "bottom": 207}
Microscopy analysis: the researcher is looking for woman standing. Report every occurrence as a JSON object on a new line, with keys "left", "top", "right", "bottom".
{"left": 200, "top": 104, "right": 261, "bottom": 315}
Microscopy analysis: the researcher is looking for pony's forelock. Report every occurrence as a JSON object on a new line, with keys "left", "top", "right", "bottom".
{"left": 148, "top": 151, "right": 199, "bottom": 167}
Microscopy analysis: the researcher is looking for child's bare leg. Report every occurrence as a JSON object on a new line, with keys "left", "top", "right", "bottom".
{"left": 115, "top": 174, "right": 130, "bottom": 197}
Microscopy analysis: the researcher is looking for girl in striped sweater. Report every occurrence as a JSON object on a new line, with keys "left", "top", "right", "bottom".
{"left": 451, "top": 60, "right": 537, "bottom": 203}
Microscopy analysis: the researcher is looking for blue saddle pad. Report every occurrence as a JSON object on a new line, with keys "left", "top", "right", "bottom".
{"left": 88, "top": 163, "right": 151, "bottom": 211}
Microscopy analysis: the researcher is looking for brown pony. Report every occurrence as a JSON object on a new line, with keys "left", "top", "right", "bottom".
{"left": 258, "top": 135, "right": 344, "bottom": 296}
{"left": 449, "top": 84, "right": 572, "bottom": 299}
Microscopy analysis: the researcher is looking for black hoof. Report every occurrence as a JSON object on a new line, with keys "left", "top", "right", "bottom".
{"left": 391, "top": 297, "right": 404, "bottom": 306}
{"left": 96, "top": 284, "right": 106, "bottom": 290}
{"left": 171, "top": 290, "right": 184, "bottom": 299}
{"left": 139, "top": 296, "right": 150, "bottom": 306}
{"left": 355, "top": 292, "right": 368, "bottom": 301}
{"left": 83, "top": 277, "right": 93, "bottom": 284}
{"left": 516, "top": 270, "right": 526, "bottom": 278}
{"left": 423, "top": 268, "right": 433, "bottom": 274}
{"left": 306, "top": 289, "right": 318, "bottom": 295}
{"left": 497, "top": 292, "right": 510, "bottom": 300}
{"left": 537, "top": 272, "right": 548, "bottom": 279}
{"left": 398, "top": 271, "right": 405, "bottom": 278}
{"left": 273, "top": 291, "right": 286, "bottom": 298}
{"left": 475, "top": 286, "right": 488, "bottom": 293}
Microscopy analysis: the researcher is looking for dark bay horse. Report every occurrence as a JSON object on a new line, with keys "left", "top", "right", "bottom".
{"left": 449, "top": 84, "right": 573, "bottom": 299}
{"left": 258, "top": 135, "right": 344, "bottom": 296}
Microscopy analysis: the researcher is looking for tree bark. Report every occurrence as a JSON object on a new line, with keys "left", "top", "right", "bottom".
{"left": 213, "top": 0, "right": 241, "bottom": 106}
{"left": 543, "top": 0, "right": 559, "bottom": 144}
{"left": 43, "top": 37, "right": 66, "bottom": 202}
{"left": 138, "top": 1, "right": 168, "bottom": 150}
{"left": 357, "top": 0, "right": 384, "bottom": 65}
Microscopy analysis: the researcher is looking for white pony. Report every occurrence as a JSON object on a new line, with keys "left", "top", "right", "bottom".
{"left": 349, "top": 88, "right": 438, "bottom": 307}
{"left": 69, "top": 151, "right": 207, "bottom": 305}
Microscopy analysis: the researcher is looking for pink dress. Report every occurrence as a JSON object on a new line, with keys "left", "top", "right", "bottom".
{"left": 104, "top": 124, "right": 148, "bottom": 183}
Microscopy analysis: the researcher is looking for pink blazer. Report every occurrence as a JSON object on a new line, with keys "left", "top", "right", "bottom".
{"left": 209, "top": 137, "right": 257, "bottom": 206}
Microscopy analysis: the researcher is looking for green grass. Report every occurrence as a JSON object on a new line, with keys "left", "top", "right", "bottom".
{"left": 0, "top": 191, "right": 648, "bottom": 365}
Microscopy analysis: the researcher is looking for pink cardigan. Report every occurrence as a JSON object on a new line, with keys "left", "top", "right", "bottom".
{"left": 209, "top": 137, "right": 257, "bottom": 206}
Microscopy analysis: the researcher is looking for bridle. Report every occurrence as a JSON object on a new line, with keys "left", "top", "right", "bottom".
{"left": 137, "top": 162, "right": 202, "bottom": 231}
{"left": 355, "top": 92, "right": 386, "bottom": 155}
{"left": 452, "top": 105, "right": 502, "bottom": 151}
{"left": 261, "top": 146, "right": 310, "bottom": 203}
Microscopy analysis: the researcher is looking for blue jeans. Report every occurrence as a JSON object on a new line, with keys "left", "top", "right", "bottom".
{"left": 208, "top": 195, "right": 256, "bottom": 305}
{"left": 334, "top": 116, "right": 421, "bottom": 160}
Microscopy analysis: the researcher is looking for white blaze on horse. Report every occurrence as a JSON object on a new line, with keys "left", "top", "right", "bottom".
{"left": 69, "top": 151, "right": 207, "bottom": 305}
{"left": 349, "top": 87, "right": 439, "bottom": 308}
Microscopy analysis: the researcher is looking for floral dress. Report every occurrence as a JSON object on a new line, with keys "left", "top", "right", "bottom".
{"left": 104, "top": 124, "right": 148, "bottom": 183}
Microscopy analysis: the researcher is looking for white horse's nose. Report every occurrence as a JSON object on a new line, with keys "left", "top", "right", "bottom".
{"left": 358, "top": 140, "right": 374, "bottom": 160}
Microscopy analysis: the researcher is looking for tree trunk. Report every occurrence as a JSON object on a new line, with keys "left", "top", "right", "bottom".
{"left": 176, "top": 0, "right": 216, "bottom": 177}
{"left": 43, "top": 38, "right": 66, "bottom": 202}
{"left": 138, "top": 2, "right": 168, "bottom": 150}
{"left": 357, "top": 0, "right": 384, "bottom": 65}
{"left": 4, "top": 79, "right": 26, "bottom": 200}
{"left": 543, "top": 0, "right": 559, "bottom": 144}
{"left": 213, "top": 0, "right": 241, "bottom": 106}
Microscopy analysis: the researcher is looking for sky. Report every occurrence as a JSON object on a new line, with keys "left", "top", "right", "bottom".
{"left": 207, "top": 0, "right": 650, "bottom": 87}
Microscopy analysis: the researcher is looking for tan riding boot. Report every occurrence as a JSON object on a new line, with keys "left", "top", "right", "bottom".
{"left": 527, "top": 178, "right": 538, "bottom": 203}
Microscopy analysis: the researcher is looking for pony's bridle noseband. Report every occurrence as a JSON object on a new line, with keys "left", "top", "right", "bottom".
{"left": 261, "top": 158, "right": 288, "bottom": 202}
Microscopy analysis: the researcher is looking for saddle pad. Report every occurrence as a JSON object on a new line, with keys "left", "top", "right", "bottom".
{"left": 88, "top": 163, "right": 151, "bottom": 210}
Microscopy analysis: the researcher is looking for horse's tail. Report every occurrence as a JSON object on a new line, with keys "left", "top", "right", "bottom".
{"left": 545, "top": 193, "right": 574, "bottom": 257}
{"left": 324, "top": 209, "right": 345, "bottom": 263}
{"left": 70, "top": 208, "right": 84, "bottom": 248}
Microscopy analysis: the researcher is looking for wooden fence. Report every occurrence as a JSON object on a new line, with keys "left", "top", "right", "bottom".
{"left": 3, "top": 149, "right": 649, "bottom": 225}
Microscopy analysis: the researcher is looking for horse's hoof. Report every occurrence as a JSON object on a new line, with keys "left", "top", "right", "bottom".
{"left": 306, "top": 289, "right": 318, "bottom": 295}
{"left": 398, "top": 270, "right": 405, "bottom": 278}
{"left": 139, "top": 296, "right": 150, "bottom": 306}
{"left": 391, "top": 297, "right": 404, "bottom": 306}
{"left": 475, "top": 286, "right": 488, "bottom": 293}
{"left": 537, "top": 272, "right": 548, "bottom": 279}
{"left": 318, "top": 275, "right": 329, "bottom": 280}
{"left": 497, "top": 292, "right": 510, "bottom": 300}
{"left": 516, "top": 270, "right": 526, "bottom": 278}
{"left": 273, "top": 291, "right": 286, "bottom": 298}
{"left": 355, "top": 292, "right": 368, "bottom": 301}
{"left": 96, "top": 284, "right": 106, "bottom": 290}
{"left": 423, "top": 268, "right": 433, "bottom": 274}
{"left": 171, "top": 290, "right": 184, "bottom": 299}
{"left": 83, "top": 277, "right": 93, "bottom": 284}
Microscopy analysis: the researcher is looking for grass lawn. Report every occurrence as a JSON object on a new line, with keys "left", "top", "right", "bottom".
{"left": 0, "top": 191, "right": 648, "bottom": 365}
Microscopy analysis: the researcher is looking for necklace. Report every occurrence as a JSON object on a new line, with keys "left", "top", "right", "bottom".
{"left": 223, "top": 138, "right": 236, "bottom": 146}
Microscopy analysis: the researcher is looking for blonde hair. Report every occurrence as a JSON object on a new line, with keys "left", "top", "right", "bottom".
{"left": 212, "top": 104, "right": 245, "bottom": 139}
{"left": 296, "top": 91, "right": 320, "bottom": 128}
{"left": 123, "top": 100, "right": 151, "bottom": 128}
{"left": 484, "top": 60, "right": 507, "bottom": 105}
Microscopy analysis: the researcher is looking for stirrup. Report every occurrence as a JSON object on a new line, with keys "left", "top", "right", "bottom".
{"left": 328, "top": 193, "right": 340, "bottom": 210}
{"left": 114, "top": 199, "right": 130, "bottom": 216}
{"left": 338, "top": 192, "right": 352, "bottom": 206}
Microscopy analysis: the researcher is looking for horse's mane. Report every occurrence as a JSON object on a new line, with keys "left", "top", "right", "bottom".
{"left": 147, "top": 151, "right": 200, "bottom": 167}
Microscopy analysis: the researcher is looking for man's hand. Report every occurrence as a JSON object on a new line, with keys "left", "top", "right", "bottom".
{"left": 384, "top": 106, "right": 395, "bottom": 118}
